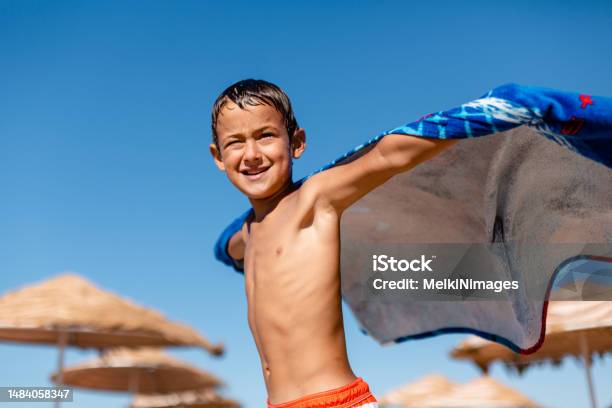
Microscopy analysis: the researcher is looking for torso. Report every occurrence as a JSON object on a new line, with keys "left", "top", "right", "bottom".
{"left": 242, "top": 183, "right": 356, "bottom": 404}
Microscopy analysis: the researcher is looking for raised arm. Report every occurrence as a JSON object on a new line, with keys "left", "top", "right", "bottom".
{"left": 301, "top": 134, "right": 457, "bottom": 214}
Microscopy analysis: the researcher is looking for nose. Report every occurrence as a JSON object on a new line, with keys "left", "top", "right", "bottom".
{"left": 243, "top": 139, "right": 262, "bottom": 164}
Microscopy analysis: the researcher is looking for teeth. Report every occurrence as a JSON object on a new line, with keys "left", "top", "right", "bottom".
{"left": 245, "top": 169, "right": 266, "bottom": 175}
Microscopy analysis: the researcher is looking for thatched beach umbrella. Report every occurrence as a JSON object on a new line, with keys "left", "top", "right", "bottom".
{"left": 418, "top": 376, "right": 540, "bottom": 408}
{"left": 130, "top": 389, "right": 240, "bottom": 408}
{"left": 379, "top": 374, "right": 457, "bottom": 407}
{"left": 51, "top": 348, "right": 223, "bottom": 394}
{"left": 0, "top": 273, "right": 223, "bottom": 407}
{"left": 451, "top": 301, "right": 612, "bottom": 408}
{"left": 0, "top": 274, "right": 223, "bottom": 353}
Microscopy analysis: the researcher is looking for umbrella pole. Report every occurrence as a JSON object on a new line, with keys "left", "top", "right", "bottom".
{"left": 128, "top": 370, "right": 140, "bottom": 394}
{"left": 54, "top": 331, "right": 67, "bottom": 408}
{"left": 579, "top": 333, "right": 597, "bottom": 408}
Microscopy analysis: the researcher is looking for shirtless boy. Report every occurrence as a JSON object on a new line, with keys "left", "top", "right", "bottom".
{"left": 210, "top": 79, "right": 456, "bottom": 407}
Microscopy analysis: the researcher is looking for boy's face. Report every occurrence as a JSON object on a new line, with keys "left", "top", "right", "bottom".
{"left": 210, "top": 102, "right": 305, "bottom": 200}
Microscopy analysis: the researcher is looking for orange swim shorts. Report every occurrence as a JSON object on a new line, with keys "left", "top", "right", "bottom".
{"left": 267, "top": 377, "right": 378, "bottom": 408}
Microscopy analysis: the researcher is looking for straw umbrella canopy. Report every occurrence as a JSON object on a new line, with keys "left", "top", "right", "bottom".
{"left": 50, "top": 347, "right": 223, "bottom": 394}
{"left": 130, "top": 389, "right": 240, "bottom": 408}
{"left": 379, "top": 374, "right": 457, "bottom": 407}
{"left": 451, "top": 301, "right": 612, "bottom": 408}
{"left": 0, "top": 274, "right": 223, "bottom": 354}
{"left": 416, "top": 376, "right": 540, "bottom": 408}
{"left": 0, "top": 273, "right": 223, "bottom": 407}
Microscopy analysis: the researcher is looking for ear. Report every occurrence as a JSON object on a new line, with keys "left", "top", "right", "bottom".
{"left": 209, "top": 143, "right": 226, "bottom": 171}
{"left": 291, "top": 128, "right": 306, "bottom": 159}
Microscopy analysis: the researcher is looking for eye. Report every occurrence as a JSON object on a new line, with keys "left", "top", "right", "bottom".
{"left": 224, "top": 140, "right": 242, "bottom": 149}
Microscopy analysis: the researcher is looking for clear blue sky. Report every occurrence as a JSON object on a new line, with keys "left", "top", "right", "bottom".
{"left": 1, "top": 1, "right": 611, "bottom": 407}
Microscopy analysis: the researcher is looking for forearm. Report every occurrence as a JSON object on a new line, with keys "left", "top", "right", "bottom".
{"left": 377, "top": 134, "right": 458, "bottom": 173}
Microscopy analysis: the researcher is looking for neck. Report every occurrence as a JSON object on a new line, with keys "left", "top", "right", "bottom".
{"left": 248, "top": 178, "right": 298, "bottom": 222}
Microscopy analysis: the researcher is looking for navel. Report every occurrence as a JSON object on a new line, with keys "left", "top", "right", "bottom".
{"left": 263, "top": 360, "right": 271, "bottom": 378}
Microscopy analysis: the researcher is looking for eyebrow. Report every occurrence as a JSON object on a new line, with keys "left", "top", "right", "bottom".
{"left": 221, "top": 125, "right": 280, "bottom": 141}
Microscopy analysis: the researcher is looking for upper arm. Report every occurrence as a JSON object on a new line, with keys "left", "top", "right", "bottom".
{"left": 227, "top": 229, "right": 246, "bottom": 262}
{"left": 302, "top": 134, "right": 458, "bottom": 214}
{"left": 224, "top": 229, "right": 246, "bottom": 272}
{"left": 214, "top": 209, "right": 251, "bottom": 273}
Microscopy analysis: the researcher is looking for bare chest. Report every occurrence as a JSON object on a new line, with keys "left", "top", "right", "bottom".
{"left": 243, "top": 213, "right": 300, "bottom": 281}
{"left": 242, "top": 201, "right": 340, "bottom": 284}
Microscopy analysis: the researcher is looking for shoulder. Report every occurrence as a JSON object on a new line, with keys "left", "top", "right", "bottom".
{"left": 296, "top": 172, "right": 337, "bottom": 215}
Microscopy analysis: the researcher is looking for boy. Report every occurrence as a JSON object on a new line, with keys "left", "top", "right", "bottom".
{"left": 209, "top": 79, "right": 456, "bottom": 407}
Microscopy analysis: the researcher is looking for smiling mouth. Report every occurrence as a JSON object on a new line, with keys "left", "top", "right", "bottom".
{"left": 241, "top": 167, "right": 269, "bottom": 179}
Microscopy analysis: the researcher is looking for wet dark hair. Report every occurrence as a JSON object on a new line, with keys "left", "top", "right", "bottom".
{"left": 211, "top": 79, "right": 299, "bottom": 150}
